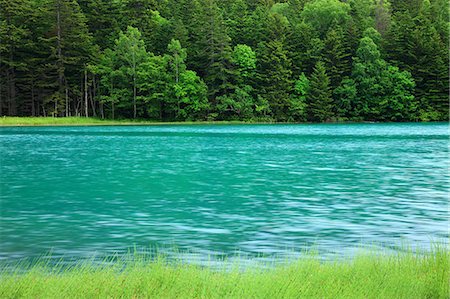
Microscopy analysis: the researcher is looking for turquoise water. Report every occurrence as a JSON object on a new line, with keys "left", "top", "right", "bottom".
{"left": 0, "top": 123, "right": 448, "bottom": 262}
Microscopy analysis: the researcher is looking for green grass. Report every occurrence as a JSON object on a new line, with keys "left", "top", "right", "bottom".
{"left": 0, "top": 117, "right": 258, "bottom": 126}
{"left": 1, "top": 246, "right": 448, "bottom": 298}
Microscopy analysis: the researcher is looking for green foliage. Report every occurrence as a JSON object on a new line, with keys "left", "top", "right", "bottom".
{"left": 323, "top": 26, "right": 351, "bottom": 89}
{"left": 257, "top": 40, "right": 293, "bottom": 121}
{"left": 217, "top": 85, "right": 255, "bottom": 120}
{"left": 288, "top": 73, "right": 309, "bottom": 121}
{"left": 352, "top": 34, "right": 416, "bottom": 121}
{"left": 172, "top": 70, "right": 209, "bottom": 120}
{"left": 334, "top": 78, "right": 357, "bottom": 119}
{"left": 0, "top": 0, "right": 447, "bottom": 121}
{"left": 301, "top": 0, "right": 351, "bottom": 37}
{"left": 308, "top": 61, "right": 333, "bottom": 122}
{"left": 232, "top": 44, "right": 257, "bottom": 80}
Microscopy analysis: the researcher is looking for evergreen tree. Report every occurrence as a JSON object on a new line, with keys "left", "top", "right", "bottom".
{"left": 0, "top": 0, "right": 447, "bottom": 122}
{"left": 217, "top": 44, "right": 257, "bottom": 120}
{"left": 322, "top": 25, "right": 351, "bottom": 90}
{"left": 411, "top": 0, "right": 448, "bottom": 120}
{"left": 257, "top": 40, "right": 292, "bottom": 121}
{"left": 0, "top": 0, "right": 33, "bottom": 116}
{"left": 41, "top": 0, "right": 95, "bottom": 117}
{"left": 77, "top": 0, "right": 122, "bottom": 50}
{"left": 307, "top": 61, "right": 333, "bottom": 122}
{"left": 190, "top": 0, "right": 235, "bottom": 102}
{"left": 256, "top": 11, "right": 293, "bottom": 121}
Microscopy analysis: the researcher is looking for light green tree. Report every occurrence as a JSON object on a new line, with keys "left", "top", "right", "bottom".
{"left": 114, "top": 26, "right": 148, "bottom": 118}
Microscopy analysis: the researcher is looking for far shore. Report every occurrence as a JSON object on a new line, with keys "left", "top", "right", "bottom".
{"left": 0, "top": 117, "right": 264, "bottom": 127}
{"left": 0, "top": 116, "right": 442, "bottom": 127}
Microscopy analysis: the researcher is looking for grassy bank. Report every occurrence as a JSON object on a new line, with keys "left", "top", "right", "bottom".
{"left": 0, "top": 117, "right": 255, "bottom": 126}
{"left": 1, "top": 247, "right": 448, "bottom": 298}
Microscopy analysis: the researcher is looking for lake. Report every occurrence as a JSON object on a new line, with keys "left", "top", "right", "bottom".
{"left": 0, "top": 123, "right": 448, "bottom": 263}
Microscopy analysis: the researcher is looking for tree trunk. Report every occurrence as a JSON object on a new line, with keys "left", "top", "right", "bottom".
{"left": 54, "top": 95, "right": 57, "bottom": 117}
{"left": 84, "top": 68, "right": 88, "bottom": 117}
{"left": 0, "top": 72, "right": 3, "bottom": 116}
{"left": 133, "top": 76, "right": 137, "bottom": 118}
{"left": 100, "top": 102, "right": 104, "bottom": 119}
{"left": 31, "top": 80, "right": 35, "bottom": 116}
{"left": 65, "top": 86, "right": 69, "bottom": 116}
{"left": 56, "top": 0, "right": 64, "bottom": 116}
{"left": 91, "top": 75, "right": 97, "bottom": 116}
{"left": 89, "top": 80, "right": 96, "bottom": 117}
{"left": 6, "top": 12, "right": 17, "bottom": 116}
{"left": 9, "top": 68, "right": 17, "bottom": 116}
{"left": 37, "top": 89, "right": 41, "bottom": 117}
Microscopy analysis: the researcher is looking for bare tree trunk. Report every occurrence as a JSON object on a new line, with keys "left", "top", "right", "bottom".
{"left": 112, "top": 102, "right": 115, "bottom": 119}
{"left": 31, "top": 80, "right": 35, "bottom": 116}
{"left": 133, "top": 76, "right": 137, "bottom": 119}
{"left": 56, "top": 0, "right": 63, "bottom": 117}
{"left": 91, "top": 75, "right": 97, "bottom": 116}
{"left": 37, "top": 89, "right": 41, "bottom": 117}
{"left": 89, "top": 80, "right": 96, "bottom": 117}
{"left": 84, "top": 68, "right": 88, "bottom": 117}
{"left": 0, "top": 72, "right": 3, "bottom": 116}
{"left": 54, "top": 96, "right": 57, "bottom": 117}
{"left": 9, "top": 68, "right": 17, "bottom": 116}
{"left": 65, "top": 86, "right": 69, "bottom": 116}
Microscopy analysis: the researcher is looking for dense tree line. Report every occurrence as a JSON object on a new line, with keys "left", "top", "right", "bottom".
{"left": 1, "top": 0, "right": 448, "bottom": 121}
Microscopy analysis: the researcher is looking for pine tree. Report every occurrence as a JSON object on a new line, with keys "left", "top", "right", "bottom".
{"left": 323, "top": 25, "right": 351, "bottom": 89}
{"left": 411, "top": 0, "right": 448, "bottom": 120}
{"left": 257, "top": 40, "right": 292, "bottom": 121}
{"left": 307, "top": 61, "right": 333, "bottom": 122}
{"left": 374, "top": 0, "right": 391, "bottom": 36}
{"left": 0, "top": 0, "right": 33, "bottom": 116}
{"left": 35, "top": 0, "right": 95, "bottom": 117}
{"left": 256, "top": 12, "right": 293, "bottom": 121}
{"left": 77, "top": 0, "right": 122, "bottom": 50}
{"left": 190, "top": 0, "right": 235, "bottom": 102}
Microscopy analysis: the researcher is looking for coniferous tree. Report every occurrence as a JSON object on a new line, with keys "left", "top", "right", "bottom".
{"left": 257, "top": 12, "right": 293, "bottom": 120}
{"left": 307, "top": 61, "right": 333, "bottom": 122}
{"left": 0, "top": 0, "right": 447, "bottom": 122}
{"left": 77, "top": 0, "right": 122, "bottom": 50}
{"left": 40, "top": 0, "right": 94, "bottom": 117}
{"left": 190, "top": 0, "right": 235, "bottom": 104}
{"left": 217, "top": 44, "right": 257, "bottom": 120}
{"left": 0, "top": 0, "right": 34, "bottom": 116}
{"left": 323, "top": 25, "right": 351, "bottom": 90}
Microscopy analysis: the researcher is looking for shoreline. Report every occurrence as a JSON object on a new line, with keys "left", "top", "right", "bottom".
{"left": 1, "top": 247, "right": 448, "bottom": 298}
{"left": 0, "top": 116, "right": 445, "bottom": 127}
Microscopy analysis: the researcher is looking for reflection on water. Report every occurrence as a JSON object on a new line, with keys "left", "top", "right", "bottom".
{"left": 0, "top": 123, "right": 448, "bottom": 263}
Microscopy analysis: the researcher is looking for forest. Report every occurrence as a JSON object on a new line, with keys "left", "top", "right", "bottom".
{"left": 1, "top": 0, "right": 448, "bottom": 122}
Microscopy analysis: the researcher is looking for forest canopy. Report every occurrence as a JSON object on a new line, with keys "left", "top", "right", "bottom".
{"left": 1, "top": 0, "right": 448, "bottom": 122}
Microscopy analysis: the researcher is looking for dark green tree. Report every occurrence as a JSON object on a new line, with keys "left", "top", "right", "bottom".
{"left": 307, "top": 61, "right": 333, "bottom": 122}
